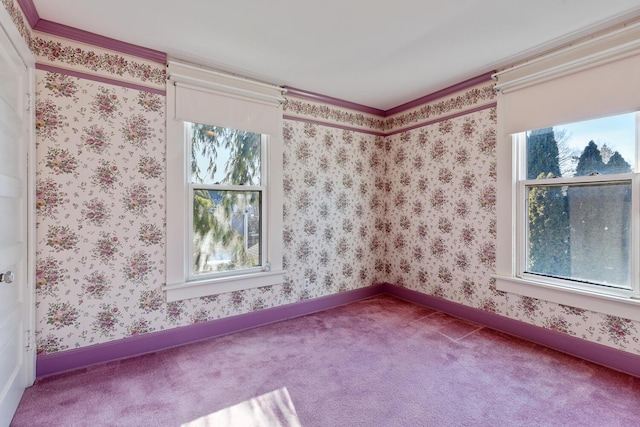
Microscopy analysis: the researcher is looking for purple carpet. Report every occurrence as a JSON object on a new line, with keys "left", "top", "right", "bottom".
{"left": 11, "top": 295, "right": 640, "bottom": 426}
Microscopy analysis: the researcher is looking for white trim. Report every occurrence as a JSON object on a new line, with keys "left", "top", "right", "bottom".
{"left": 495, "top": 275, "right": 640, "bottom": 322}
{"left": 165, "top": 62, "right": 285, "bottom": 302}
{"left": 493, "top": 21, "right": 640, "bottom": 93}
{"left": 164, "top": 270, "right": 286, "bottom": 302}
{"left": 0, "top": 3, "right": 35, "bottom": 387}
{"left": 495, "top": 23, "right": 640, "bottom": 318}
{"left": 167, "top": 60, "right": 285, "bottom": 105}
{"left": 25, "top": 64, "right": 36, "bottom": 385}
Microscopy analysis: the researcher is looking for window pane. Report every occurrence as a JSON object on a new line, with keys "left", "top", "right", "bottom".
{"left": 193, "top": 189, "right": 262, "bottom": 275}
{"left": 188, "top": 123, "right": 262, "bottom": 185}
{"left": 526, "top": 113, "right": 636, "bottom": 179}
{"left": 526, "top": 182, "right": 631, "bottom": 288}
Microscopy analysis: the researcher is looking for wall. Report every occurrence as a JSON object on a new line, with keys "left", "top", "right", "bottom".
{"left": 382, "top": 83, "right": 640, "bottom": 355}
{"left": 31, "top": 52, "right": 385, "bottom": 353}
{"left": 3, "top": 0, "right": 640, "bottom": 359}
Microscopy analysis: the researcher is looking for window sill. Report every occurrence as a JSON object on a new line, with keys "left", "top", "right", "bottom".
{"left": 164, "top": 269, "right": 286, "bottom": 302}
{"left": 495, "top": 275, "right": 640, "bottom": 322}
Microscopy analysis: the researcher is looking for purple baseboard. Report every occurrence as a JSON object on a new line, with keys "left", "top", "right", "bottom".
{"left": 382, "top": 283, "right": 640, "bottom": 378}
{"left": 37, "top": 282, "right": 640, "bottom": 379}
{"left": 36, "top": 284, "right": 384, "bottom": 378}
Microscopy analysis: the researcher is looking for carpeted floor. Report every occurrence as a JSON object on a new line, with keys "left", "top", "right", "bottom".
{"left": 11, "top": 295, "right": 640, "bottom": 426}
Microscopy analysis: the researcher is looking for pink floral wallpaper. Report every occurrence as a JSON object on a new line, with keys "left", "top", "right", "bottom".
{"left": 282, "top": 121, "right": 385, "bottom": 296}
{"left": 34, "top": 70, "right": 383, "bottom": 354}
{"left": 35, "top": 70, "right": 168, "bottom": 352}
{"left": 383, "top": 110, "right": 499, "bottom": 306}
{"left": 382, "top": 104, "right": 640, "bottom": 354}
{"left": 6, "top": 0, "right": 640, "bottom": 357}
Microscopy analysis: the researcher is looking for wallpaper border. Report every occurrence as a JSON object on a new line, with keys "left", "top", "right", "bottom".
{"left": 385, "top": 102, "right": 497, "bottom": 136}
{"left": 386, "top": 71, "right": 495, "bottom": 116}
{"left": 32, "top": 31, "right": 166, "bottom": 89}
{"left": 283, "top": 77, "right": 496, "bottom": 136}
{"left": 282, "top": 115, "right": 386, "bottom": 137}
{"left": 285, "top": 86, "right": 386, "bottom": 116}
{"left": 17, "top": 0, "right": 165, "bottom": 63}
{"left": 36, "top": 63, "right": 166, "bottom": 95}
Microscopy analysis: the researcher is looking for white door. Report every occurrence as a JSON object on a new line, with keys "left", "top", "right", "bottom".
{"left": 0, "top": 7, "right": 35, "bottom": 427}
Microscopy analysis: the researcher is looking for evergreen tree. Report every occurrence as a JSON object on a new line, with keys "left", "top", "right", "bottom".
{"left": 526, "top": 127, "right": 570, "bottom": 276}
{"left": 528, "top": 174, "right": 570, "bottom": 277}
{"left": 575, "top": 140, "right": 605, "bottom": 176}
{"left": 191, "top": 124, "right": 262, "bottom": 273}
{"left": 527, "top": 128, "right": 561, "bottom": 179}
{"left": 604, "top": 151, "right": 632, "bottom": 175}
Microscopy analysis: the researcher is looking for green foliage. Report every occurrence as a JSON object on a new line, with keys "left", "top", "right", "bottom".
{"left": 605, "top": 151, "right": 632, "bottom": 174}
{"left": 528, "top": 136, "right": 632, "bottom": 283}
{"left": 526, "top": 129, "right": 569, "bottom": 276}
{"left": 190, "top": 124, "right": 261, "bottom": 273}
{"left": 527, "top": 173, "right": 570, "bottom": 276}
{"left": 527, "top": 128, "right": 561, "bottom": 179}
{"left": 575, "top": 140, "right": 604, "bottom": 176}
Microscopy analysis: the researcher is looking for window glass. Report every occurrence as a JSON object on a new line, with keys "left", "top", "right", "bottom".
{"left": 525, "top": 182, "right": 631, "bottom": 289}
{"left": 522, "top": 111, "right": 637, "bottom": 292}
{"left": 188, "top": 122, "right": 264, "bottom": 277}
{"left": 189, "top": 124, "right": 262, "bottom": 186}
{"left": 526, "top": 113, "right": 635, "bottom": 179}
{"left": 193, "top": 190, "right": 262, "bottom": 274}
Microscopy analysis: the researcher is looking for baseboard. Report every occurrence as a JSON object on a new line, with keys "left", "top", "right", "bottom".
{"left": 36, "top": 284, "right": 384, "bottom": 378}
{"left": 382, "top": 283, "right": 640, "bottom": 378}
{"left": 36, "top": 282, "right": 640, "bottom": 379}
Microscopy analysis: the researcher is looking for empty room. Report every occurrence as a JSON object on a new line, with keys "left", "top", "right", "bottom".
{"left": 3, "top": 0, "right": 640, "bottom": 425}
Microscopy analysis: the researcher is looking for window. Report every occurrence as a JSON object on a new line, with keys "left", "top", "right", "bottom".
{"left": 189, "top": 124, "right": 265, "bottom": 278}
{"left": 165, "top": 61, "right": 285, "bottom": 302}
{"left": 494, "top": 23, "right": 640, "bottom": 321}
{"left": 516, "top": 114, "right": 638, "bottom": 298}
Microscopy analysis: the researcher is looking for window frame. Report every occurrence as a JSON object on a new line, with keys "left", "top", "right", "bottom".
{"left": 164, "top": 61, "right": 285, "bottom": 302}
{"left": 514, "top": 130, "right": 640, "bottom": 299}
{"left": 187, "top": 129, "right": 268, "bottom": 281}
{"left": 496, "top": 116, "right": 640, "bottom": 322}
{"left": 494, "top": 23, "right": 640, "bottom": 322}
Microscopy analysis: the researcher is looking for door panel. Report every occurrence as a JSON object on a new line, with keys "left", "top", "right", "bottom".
{"left": 0, "top": 8, "right": 34, "bottom": 427}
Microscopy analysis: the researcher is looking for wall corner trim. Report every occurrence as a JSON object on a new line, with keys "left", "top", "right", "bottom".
{"left": 16, "top": 0, "right": 39, "bottom": 28}
{"left": 384, "top": 71, "right": 495, "bottom": 116}
{"left": 35, "top": 284, "right": 384, "bottom": 378}
{"left": 284, "top": 86, "right": 386, "bottom": 116}
{"left": 382, "top": 283, "right": 640, "bottom": 378}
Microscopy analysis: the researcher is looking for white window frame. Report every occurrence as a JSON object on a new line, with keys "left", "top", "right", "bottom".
{"left": 187, "top": 129, "right": 268, "bottom": 282}
{"left": 515, "top": 131, "right": 640, "bottom": 296}
{"left": 494, "top": 23, "right": 640, "bottom": 321}
{"left": 164, "top": 61, "right": 285, "bottom": 302}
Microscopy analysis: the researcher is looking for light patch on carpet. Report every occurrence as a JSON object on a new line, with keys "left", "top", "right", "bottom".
{"left": 182, "top": 387, "right": 301, "bottom": 427}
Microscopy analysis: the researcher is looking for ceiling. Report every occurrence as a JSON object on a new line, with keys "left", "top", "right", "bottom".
{"left": 30, "top": 0, "right": 640, "bottom": 111}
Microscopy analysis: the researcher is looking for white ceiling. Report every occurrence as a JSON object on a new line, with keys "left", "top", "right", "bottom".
{"left": 31, "top": 0, "right": 640, "bottom": 111}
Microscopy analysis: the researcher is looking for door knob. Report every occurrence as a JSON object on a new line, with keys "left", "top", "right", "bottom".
{"left": 0, "top": 271, "right": 15, "bottom": 283}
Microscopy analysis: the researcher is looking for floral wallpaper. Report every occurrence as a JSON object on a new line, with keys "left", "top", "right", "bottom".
{"left": 35, "top": 70, "right": 168, "bottom": 352}
{"left": 7, "top": 0, "right": 640, "bottom": 358}
{"left": 282, "top": 121, "right": 385, "bottom": 297}
{"left": 34, "top": 67, "right": 383, "bottom": 354}
{"left": 382, "top": 103, "right": 640, "bottom": 355}
{"left": 32, "top": 34, "right": 165, "bottom": 89}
